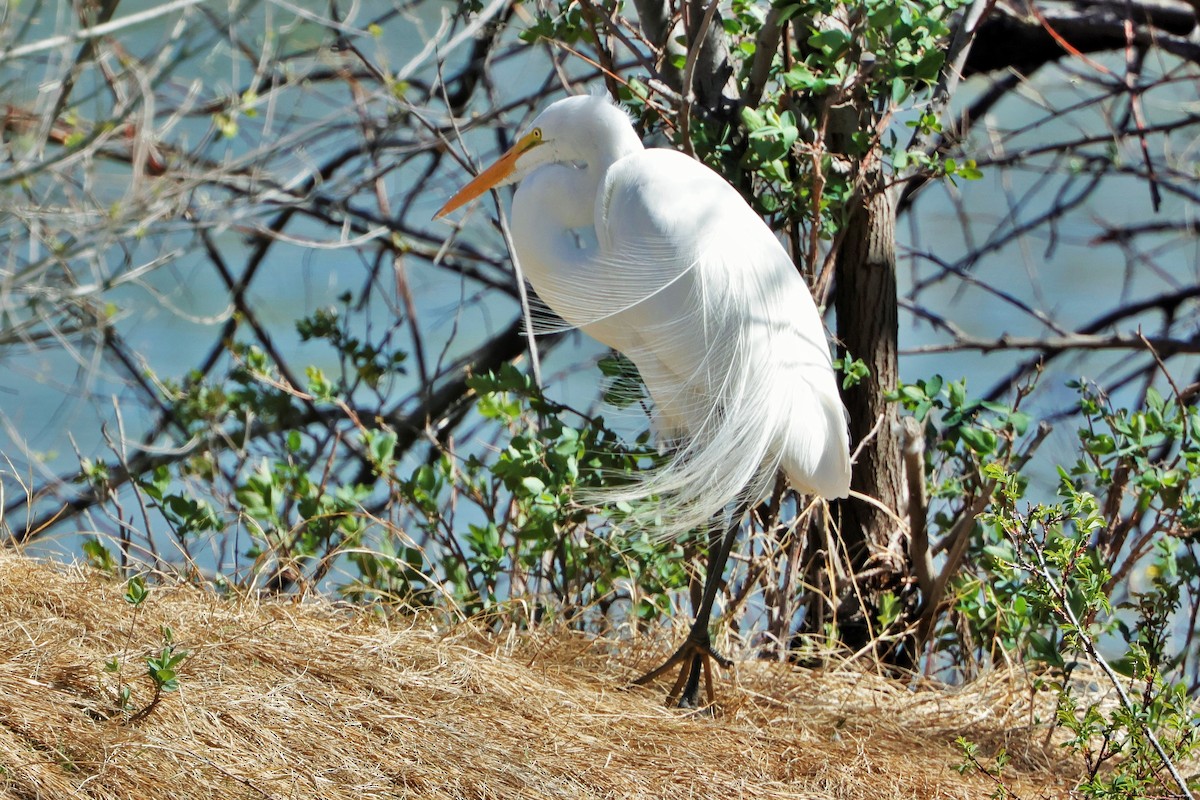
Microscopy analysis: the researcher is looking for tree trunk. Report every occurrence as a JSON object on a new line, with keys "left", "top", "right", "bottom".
{"left": 833, "top": 167, "right": 907, "bottom": 650}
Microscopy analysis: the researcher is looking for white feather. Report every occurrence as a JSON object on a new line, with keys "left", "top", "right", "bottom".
{"left": 506, "top": 95, "right": 850, "bottom": 538}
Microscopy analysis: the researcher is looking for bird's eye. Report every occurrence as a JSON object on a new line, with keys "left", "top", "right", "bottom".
{"left": 520, "top": 128, "right": 543, "bottom": 152}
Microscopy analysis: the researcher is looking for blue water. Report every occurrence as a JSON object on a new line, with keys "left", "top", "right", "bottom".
{"left": 1, "top": 2, "right": 1195, "bottom": 583}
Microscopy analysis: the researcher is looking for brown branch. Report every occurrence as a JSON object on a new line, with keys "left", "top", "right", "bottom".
{"left": 904, "top": 331, "right": 1200, "bottom": 356}
{"left": 965, "top": 1, "right": 1199, "bottom": 77}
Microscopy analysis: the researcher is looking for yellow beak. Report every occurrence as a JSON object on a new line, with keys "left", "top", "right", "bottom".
{"left": 433, "top": 131, "right": 540, "bottom": 219}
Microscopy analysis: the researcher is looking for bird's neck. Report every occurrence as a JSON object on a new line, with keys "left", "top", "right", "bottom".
{"left": 593, "top": 124, "right": 642, "bottom": 172}
{"left": 511, "top": 124, "right": 643, "bottom": 307}
{"left": 513, "top": 163, "right": 599, "bottom": 256}
{"left": 541, "top": 133, "right": 642, "bottom": 230}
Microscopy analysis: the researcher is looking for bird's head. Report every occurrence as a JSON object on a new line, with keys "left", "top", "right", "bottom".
{"left": 433, "top": 95, "right": 635, "bottom": 219}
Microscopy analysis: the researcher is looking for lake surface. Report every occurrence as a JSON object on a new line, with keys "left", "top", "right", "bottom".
{"left": 1, "top": 1, "right": 1195, "bottom": 566}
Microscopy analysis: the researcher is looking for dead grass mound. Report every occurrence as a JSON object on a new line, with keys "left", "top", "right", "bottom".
{"left": 0, "top": 553, "right": 1079, "bottom": 799}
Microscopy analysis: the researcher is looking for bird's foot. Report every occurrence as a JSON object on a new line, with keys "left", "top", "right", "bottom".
{"left": 631, "top": 634, "right": 732, "bottom": 709}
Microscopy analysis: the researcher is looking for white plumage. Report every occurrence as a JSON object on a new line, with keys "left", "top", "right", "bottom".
{"left": 437, "top": 95, "right": 850, "bottom": 537}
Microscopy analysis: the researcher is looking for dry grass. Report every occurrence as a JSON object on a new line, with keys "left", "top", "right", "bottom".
{"left": 0, "top": 553, "right": 1084, "bottom": 799}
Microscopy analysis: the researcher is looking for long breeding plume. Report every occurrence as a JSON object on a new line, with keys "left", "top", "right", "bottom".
{"left": 438, "top": 95, "right": 850, "bottom": 540}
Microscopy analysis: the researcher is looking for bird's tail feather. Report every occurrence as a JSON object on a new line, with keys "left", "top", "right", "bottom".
{"left": 576, "top": 272, "right": 840, "bottom": 540}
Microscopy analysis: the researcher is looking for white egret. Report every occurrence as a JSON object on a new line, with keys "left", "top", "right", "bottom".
{"left": 436, "top": 94, "right": 850, "bottom": 706}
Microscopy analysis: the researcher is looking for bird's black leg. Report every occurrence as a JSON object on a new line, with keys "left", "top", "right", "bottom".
{"left": 633, "top": 502, "right": 748, "bottom": 708}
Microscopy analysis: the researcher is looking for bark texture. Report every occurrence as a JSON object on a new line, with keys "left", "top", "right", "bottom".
{"left": 836, "top": 181, "right": 903, "bottom": 544}
{"left": 833, "top": 174, "right": 907, "bottom": 645}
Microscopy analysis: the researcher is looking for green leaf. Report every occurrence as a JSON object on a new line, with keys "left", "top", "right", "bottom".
{"left": 774, "top": 3, "right": 805, "bottom": 24}
{"left": 521, "top": 476, "right": 546, "bottom": 496}
{"left": 782, "top": 63, "right": 829, "bottom": 93}
{"left": 124, "top": 576, "right": 149, "bottom": 607}
{"left": 807, "top": 28, "right": 851, "bottom": 57}
{"left": 958, "top": 426, "right": 997, "bottom": 455}
{"left": 913, "top": 50, "right": 945, "bottom": 82}
{"left": 1006, "top": 410, "right": 1032, "bottom": 435}
{"left": 740, "top": 106, "right": 765, "bottom": 131}
{"left": 868, "top": 5, "right": 901, "bottom": 29}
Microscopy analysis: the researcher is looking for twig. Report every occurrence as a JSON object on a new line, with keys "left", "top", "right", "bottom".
{"left": 1120, "top": 13, "right": 1162, "bottom": 212}
{"left": 905, "top": 331, "right": 1200, "bottom": 357}
{"left": 493, "top": 200, "right": 544, "bottom": 393}
{"left": 900, "top": 416, "right": 933, "bottom": 599}
{"left": 1029, "top": 540, "right": 1196, "bottom": 800}
{"left": 679, "top": 0, "right": 722, "bottom": 157}
{"left": 1, "top": 0, "right": 208, "bottom": 59}
{"left": 900, "top": 0, "right": 997, "bottom": 172}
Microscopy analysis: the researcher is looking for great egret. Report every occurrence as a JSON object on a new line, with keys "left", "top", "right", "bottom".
{"left": 435, "top": 94, "right": 850, "bottom": 706}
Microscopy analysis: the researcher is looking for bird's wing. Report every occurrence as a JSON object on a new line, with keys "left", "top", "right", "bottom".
{"left": 544, "top": 149, "right": 850, "bottom": 535}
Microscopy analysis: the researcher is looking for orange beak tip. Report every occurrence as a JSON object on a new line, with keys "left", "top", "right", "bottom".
{"left": 433, "top": 140, "right": 526, "bottom": 225}
{"left": 433, "top": 194, "right": 473, "bottom": 221}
